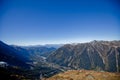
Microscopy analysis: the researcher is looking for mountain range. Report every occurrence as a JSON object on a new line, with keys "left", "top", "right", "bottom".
{"left": 47, "top": 40, "right": 120, "bottom": 72}
{"left": 0, "top": 40, "right": 120, "bottom": 80}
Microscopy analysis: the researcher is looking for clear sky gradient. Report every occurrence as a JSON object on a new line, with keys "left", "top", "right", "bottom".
{"left": 0, "top": 0, "right": 120, "bottom": 45}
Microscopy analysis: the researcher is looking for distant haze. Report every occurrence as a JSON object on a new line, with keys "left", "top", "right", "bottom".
{"left": 0, "top": 0, "right": 120, "bottom": 45}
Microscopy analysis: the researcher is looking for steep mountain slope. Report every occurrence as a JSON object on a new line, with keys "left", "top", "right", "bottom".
{"left": 10, "top": 45, "right": 31, "bottom": 60}
{"left": 45, "top": 70, "right": 120, "bottom": 80}
{"left": 10, "top": 45, "right": 57, "bottom": 62}
{"left": 47, "top": 40, "right": 120, "bottom": 72}
{"left": 0, "top": 41, "right": 30, "bottom": 68}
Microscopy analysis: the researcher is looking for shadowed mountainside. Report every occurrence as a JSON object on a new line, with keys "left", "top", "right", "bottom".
{"left": 0, "top": 41, "right": 67, "bottom": 79}
{"left": 0, "top": 41, "right": 30, "bottom": 68}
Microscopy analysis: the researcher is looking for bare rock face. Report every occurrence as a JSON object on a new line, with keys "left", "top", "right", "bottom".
{"left": 47, "top": 40, "right": 120, "bottom": 72}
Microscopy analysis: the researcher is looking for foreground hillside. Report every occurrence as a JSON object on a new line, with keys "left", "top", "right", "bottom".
{"left": 47, "top": 40, "right": 120, "bottom": 72}
{"left": 45, "top": 70, "right": 120, "bottom": 80}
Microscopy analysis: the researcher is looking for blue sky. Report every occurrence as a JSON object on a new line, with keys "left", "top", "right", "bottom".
{"left": 0, "top": 0, "right": 120, "bottom": 45}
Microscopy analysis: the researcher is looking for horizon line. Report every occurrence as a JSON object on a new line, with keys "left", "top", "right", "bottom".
{"left": 1, "top": 39, "right": 120, "bottom": 46}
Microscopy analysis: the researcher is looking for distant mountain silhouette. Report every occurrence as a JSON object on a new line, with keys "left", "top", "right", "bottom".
{"left": 47, "top": 40, "right": 120, "bottom": 72}
{"left": 22, "top": 46, "right": 56, "bottom": 57}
